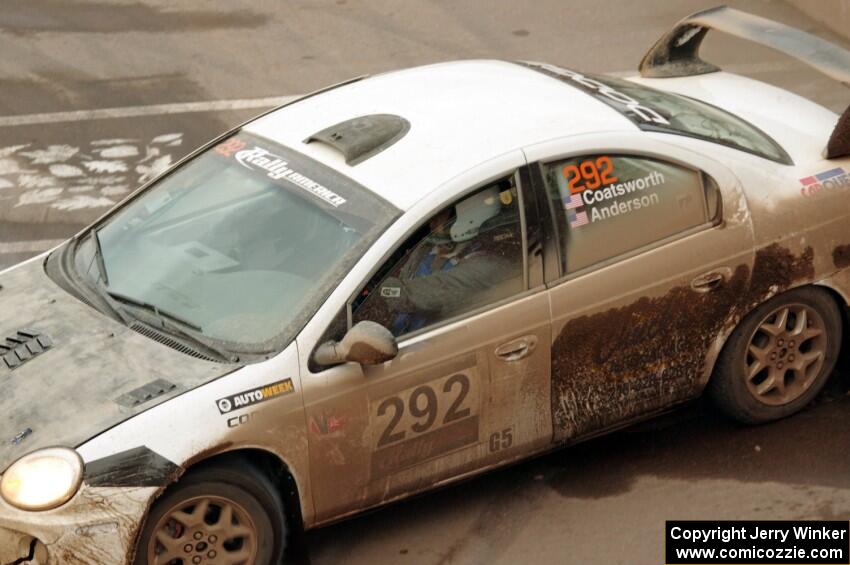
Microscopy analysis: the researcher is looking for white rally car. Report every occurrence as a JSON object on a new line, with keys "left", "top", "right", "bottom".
{"left": 2, "top": 6, "right": 850, "bottom": 564}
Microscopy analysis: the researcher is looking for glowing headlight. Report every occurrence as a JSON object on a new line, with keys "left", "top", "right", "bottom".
{"left": 0, "top": 448, "right": 83, "bottom": 511}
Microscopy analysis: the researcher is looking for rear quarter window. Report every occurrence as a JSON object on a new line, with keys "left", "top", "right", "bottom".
{"left": 542, "top": 154, "right": 709, "bottom": 274}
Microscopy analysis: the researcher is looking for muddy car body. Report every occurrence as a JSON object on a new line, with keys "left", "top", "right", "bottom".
{"left": 2, "top": 7, "right": 850, "bottom": 564}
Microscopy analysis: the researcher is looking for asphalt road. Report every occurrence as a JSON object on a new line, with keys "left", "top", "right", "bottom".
{"left": 1, "top": 1, "right": 849, "bottom": 564}
{"left": 1, "top": 0, "right": 848, "bottom": 264}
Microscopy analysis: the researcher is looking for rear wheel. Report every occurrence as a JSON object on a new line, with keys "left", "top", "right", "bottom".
{"left": 709, "top": 287, "right": 842, "bottom": 424}
{"left": 134, "top": 459, "right": 285, "bottom": 565}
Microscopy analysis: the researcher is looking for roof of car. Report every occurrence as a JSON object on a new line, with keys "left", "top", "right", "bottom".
{"left": 244, "top": 59, "right": 635, "bottom": 211}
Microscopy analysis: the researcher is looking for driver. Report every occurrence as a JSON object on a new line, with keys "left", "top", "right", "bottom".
{"left": 381, "top": 186, "right": 513, "bottom": 334}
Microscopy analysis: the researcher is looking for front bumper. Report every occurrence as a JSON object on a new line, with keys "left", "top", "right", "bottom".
{"left": 0, "top": 484, "right": 156, "bottom": 565}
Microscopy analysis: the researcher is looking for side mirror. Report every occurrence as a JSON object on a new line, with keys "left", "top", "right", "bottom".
{"left": 313, "top": 321, "right": 398, "bottom": 367}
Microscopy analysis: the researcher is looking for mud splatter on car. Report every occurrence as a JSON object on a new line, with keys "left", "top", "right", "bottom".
{"left": 551, "top": 244, "right": 815, "bottom": 440}
{"left": 832, "top": 245, "right": 850, "bottom": 269}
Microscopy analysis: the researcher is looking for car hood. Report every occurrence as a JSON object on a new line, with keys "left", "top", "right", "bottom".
{"left": 0, "top": 257, "right": 237, "bottom": 471}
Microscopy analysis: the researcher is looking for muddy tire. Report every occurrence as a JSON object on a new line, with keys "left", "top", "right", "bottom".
{"left": 709, "top": 286, "right": 842, "bottom": 424}
{"left": 134, "top": 459, "right": 285, "bottom": 565}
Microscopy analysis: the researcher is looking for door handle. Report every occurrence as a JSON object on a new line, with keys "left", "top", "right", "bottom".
{"left": 495, "top": 335, "right": 538, "bottom": 362}
{"left": 691, "top": 270, "right": 726, "bottom": 293}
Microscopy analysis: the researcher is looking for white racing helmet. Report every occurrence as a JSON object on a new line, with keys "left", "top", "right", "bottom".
{"left": 449, "top": 187, "right": 502, "bottom": 243}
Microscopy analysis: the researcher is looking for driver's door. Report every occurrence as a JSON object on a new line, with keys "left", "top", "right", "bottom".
{"left": 302, "top": 169, "right": 551, "bottom": 522}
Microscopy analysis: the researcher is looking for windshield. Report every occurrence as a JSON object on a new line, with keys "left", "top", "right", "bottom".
{"left": 72, "top": 132, "right": 398, "bottom": 351}
{"left": 521, "top": 63, "right": 792, "bottom": 165}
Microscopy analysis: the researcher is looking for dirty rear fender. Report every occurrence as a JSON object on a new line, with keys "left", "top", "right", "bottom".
{"left": 698, "top": 244, "right": 826, "bottom": 399}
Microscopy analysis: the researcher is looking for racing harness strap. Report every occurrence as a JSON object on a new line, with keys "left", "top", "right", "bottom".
{"left": 639, "top": 5, "right": 850, "bottom": 159}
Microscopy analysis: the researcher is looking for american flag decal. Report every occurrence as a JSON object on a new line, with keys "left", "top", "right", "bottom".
{"left": 563, "top": 192, "right": 584, "bottom": 209}
{"left": 567, "top": 208, "right": 589, "bottom": 228}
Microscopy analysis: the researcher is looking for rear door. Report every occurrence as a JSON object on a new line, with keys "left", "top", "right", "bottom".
{"left": 525, "top": 133, "right": 755, "bottom": 441}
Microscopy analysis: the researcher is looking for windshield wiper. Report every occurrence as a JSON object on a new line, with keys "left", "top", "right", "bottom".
{"left": 91, "top": 228, "right": 109, "bottom": 286}
{"left": 106, "top": 291, "right": 237, "bottom": 362}
{"left": 79, "top": 229, "right": 133, "bottom": 325}
{"left": 106, "top": 291, "right": 202, "bottom": 331}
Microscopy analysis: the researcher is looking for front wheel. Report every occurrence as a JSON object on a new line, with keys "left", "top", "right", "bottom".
{"left": 134, "top": 459, "right": 285, "bottom": 565}
{"left": 708, "top": 287, "right": 842, "bottom": 424}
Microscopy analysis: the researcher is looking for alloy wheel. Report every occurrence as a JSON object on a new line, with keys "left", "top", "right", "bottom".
{"left": 744, "top": 303, "right": 827, "bottom": 406}
{"left": 147, "top": 495, "right": 259, "bottom": 565}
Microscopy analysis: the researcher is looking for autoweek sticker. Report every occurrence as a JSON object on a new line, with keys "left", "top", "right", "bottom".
{"left": 216, "top": 378, "right": 295, "bottom": 415}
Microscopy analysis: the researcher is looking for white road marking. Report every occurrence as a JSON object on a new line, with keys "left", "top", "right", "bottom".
{"left": 1, "top": 134, "right": 186, "bottom": 211}
{"left": 0, "top": 239, "right": 65, "bottom": 255}
{"left": 16, "top": 187, "right": 63, "bottom": 207}
{"left": 52, "top": 195, "right": 115, "bottom": 211}
{"left": 49, "top": 164, "right": 85, "bottom": 178}
{"left": 98, "top": 145, "right": 139, "bottom": 158}
{"left": 0, "top": 95, "right": 300, "bottom": 260}
{"left": 84, "top": 160, "right": 127, "bottom": 173}
{"left": 20, "top": 145, "right": 79, "bottom": 164}
{"left": 152, "top": 133, "right": 183, "bottom": 144}
{"left": 0, "top": 96, "right": 299, "bottom": 127}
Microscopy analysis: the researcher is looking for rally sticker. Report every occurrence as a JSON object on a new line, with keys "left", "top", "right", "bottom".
{"left": 213, "top": 138, "right": 347, "bottom": 208}
{"left": 799, "top": 167, "right": 850, "bottom": 198}
{"left": 216, "top": 378, "right": 295, "bottom": 414}
{"left": 235, "top": 146, "right": 346, "bottom": 207}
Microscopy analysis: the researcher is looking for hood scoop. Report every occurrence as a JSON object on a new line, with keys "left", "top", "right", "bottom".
{"left": 1, "top": 330, "right": 53, "bottom": 370}
{"left": 305, "top": 114, "right": 410, "bottom": 166}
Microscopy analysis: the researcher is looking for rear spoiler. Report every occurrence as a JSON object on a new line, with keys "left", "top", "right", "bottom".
{"left": 639, "top": 5, "right": 850, "bottom": 159}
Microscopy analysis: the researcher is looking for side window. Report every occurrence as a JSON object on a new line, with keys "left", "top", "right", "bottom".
{"left": 352, "top": 176, "right": 524, "bottom": 337}
{"left": 542, "top": 154, "right": 710, "bottom": 274}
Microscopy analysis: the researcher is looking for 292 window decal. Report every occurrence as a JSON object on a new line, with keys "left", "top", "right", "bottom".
{"left": 556, "top": 155, "right": 669, "bottom": 228}
{"left": 564, "top": 156, "right": 619, "bottom": 194}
